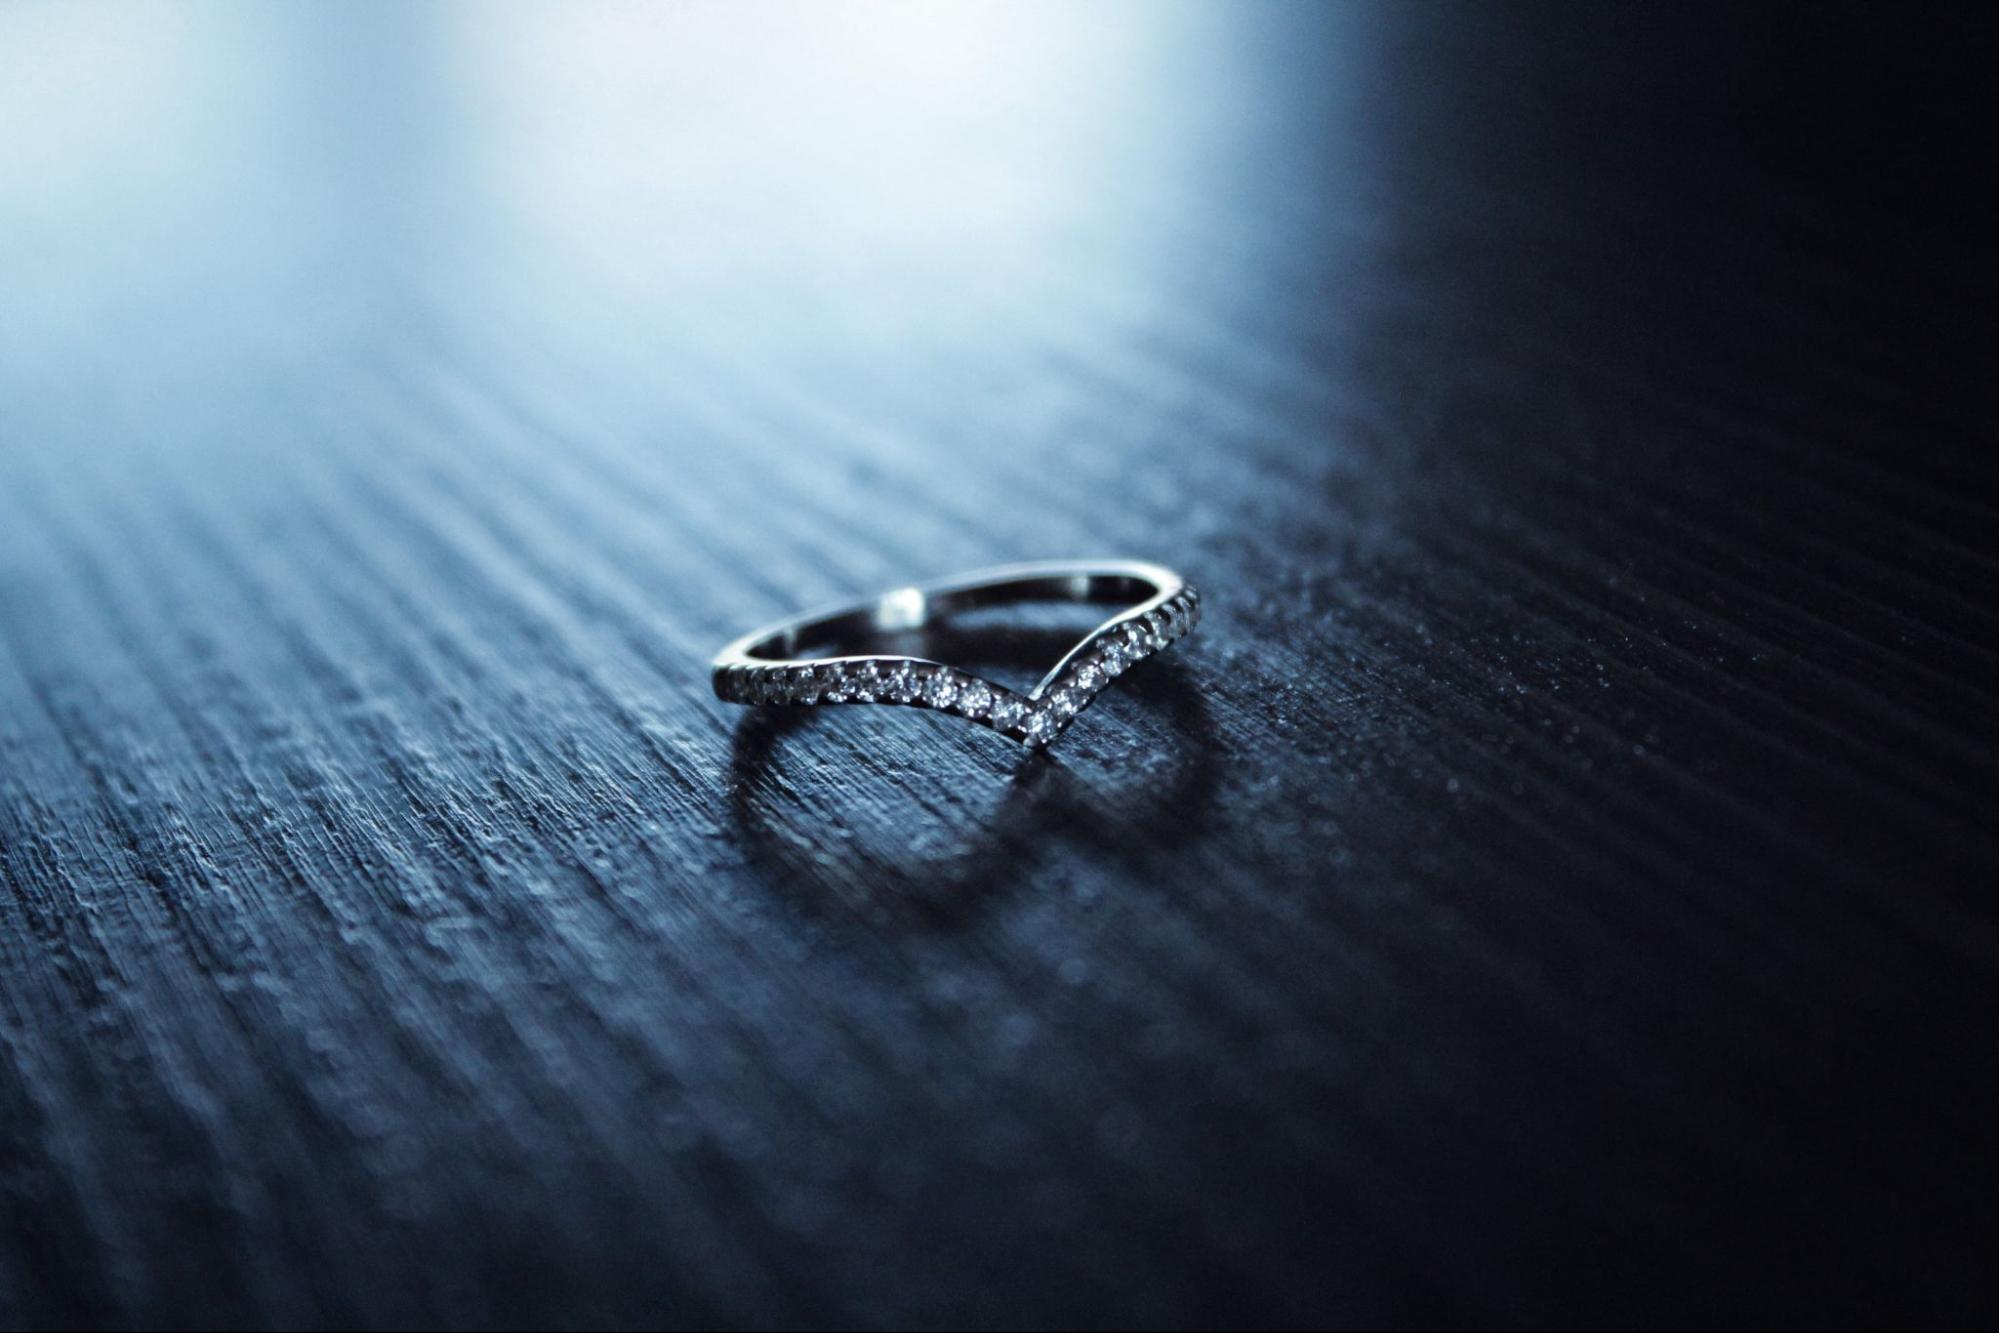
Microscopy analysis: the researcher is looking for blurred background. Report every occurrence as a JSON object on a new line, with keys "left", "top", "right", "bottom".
{"left": 4, "top": 0, "right": 1984, "bottom": 578}
{"left": 1, "top": 1, "right": 1366, "bottom": 534}
{"left": 2, "top": 3, "right": 1994, "bottom": 1329}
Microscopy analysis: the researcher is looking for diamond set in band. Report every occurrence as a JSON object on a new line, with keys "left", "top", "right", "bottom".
{"left": 710, "top": 561, "right": 1200, "bottom": 749}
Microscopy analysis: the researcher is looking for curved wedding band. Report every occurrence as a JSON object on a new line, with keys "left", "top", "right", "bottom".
{"left": 711, "top": 559, "right": 1201, "bottom": 748}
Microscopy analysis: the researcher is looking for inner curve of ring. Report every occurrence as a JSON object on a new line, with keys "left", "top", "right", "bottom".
{"left": 747, "top": 570, "right": 1167, "bottom": 661}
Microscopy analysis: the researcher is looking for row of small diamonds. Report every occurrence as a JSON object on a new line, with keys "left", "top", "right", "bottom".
{"left": 715, "top": 583, "right": 1200, "bottom": 748}
{"left": 714, "top": 658, "right": 1043, "bottom": 739}
{"left": 1022, "top": 584, "right": 1202, "bottom": 746}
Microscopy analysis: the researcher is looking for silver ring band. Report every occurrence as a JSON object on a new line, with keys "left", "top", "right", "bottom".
{"left": 711, "top": 559, "right": 1201, "bottom": 748}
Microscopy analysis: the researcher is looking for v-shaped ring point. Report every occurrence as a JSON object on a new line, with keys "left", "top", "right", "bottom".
{"left": 711, "top": 560, "right": 1201, "bottom": 748}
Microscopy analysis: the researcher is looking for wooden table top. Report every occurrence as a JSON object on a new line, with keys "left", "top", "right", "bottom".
{"left": 2, "top": 4, "right": 1992, "bottom": 1327}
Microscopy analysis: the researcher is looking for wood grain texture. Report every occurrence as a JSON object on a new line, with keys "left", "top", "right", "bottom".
{"left": 2, "top": 4, "right": 1995, "bottom": 1327}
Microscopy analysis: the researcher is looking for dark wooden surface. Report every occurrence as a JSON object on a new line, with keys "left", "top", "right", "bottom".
{"left": 3, "top": 4, "right": 1995, "bottom": 1328}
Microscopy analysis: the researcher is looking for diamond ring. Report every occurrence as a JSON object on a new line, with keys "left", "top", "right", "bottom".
{"left": 710, "top": 560, "right": 1201, "bottom": 749}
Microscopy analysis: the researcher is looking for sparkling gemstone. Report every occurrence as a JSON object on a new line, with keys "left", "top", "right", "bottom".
{"left": 1022, "top": 707, "right": 1058, "bottom": 746}
{"left": 989, "top": 694, "right": 1026, "bottom": 731}
{"left": 849, "top": 660, "right": 881, "bottom": 702}
{"left": 885, "top": 662, "right": 918, "bottom": 703}
{"left": 792, "top": 666, "right": 825, "bottom": 704}
{"left": 1052, "top": 688, "right": 1085, "bottom": 719}
{"left": 957, "top": 679, "right": 992, "bottom": 719}
{"left": 1072, "top": 663, "right": 1104, "bottom": 694}
{"left": 1098, "top": 641, "right": 1128, "bottom": 675}
{"left": 922, "top": 671, "right": 959, "bottom": 709}
{"left": 821, "top": 665, "right": 853, "bottom": 703}
{"left": 1121, "top": 622, "right": 1149, "bottom": 656}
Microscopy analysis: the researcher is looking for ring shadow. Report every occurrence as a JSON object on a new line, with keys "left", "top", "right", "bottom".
{"left": 726, "top": 624, "right": 1219, "bottom": 930}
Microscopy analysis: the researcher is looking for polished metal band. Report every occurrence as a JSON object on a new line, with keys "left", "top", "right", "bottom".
{"left": 710, "top": 559, "right": 1200, "bottom": 748}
